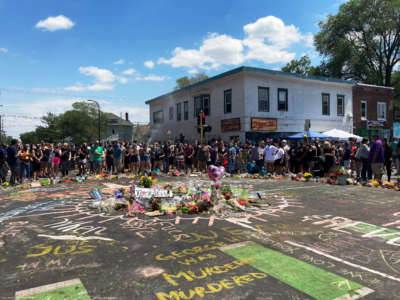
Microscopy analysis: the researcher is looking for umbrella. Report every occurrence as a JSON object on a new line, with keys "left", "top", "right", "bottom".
{"left": 322, "top": 128, "right": 362, "bottom": 142}
{"left": 288, "top": 131, "right": 332, "bottom": 140}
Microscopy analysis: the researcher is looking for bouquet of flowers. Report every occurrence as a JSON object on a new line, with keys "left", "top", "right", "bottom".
{"left": 303, "top": 172, "right": 312, "bottom": 181}
{"left": 139, "top": 175, "right": 157, "bottom": 188}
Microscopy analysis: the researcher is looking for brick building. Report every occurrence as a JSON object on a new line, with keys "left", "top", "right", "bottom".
{"left": 352, "top": 83, "right": 394, "bottom": 139}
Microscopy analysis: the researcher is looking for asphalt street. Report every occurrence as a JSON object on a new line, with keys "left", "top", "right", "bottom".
{"left": 1, "top": 177, "right": 400, "bottom": 300}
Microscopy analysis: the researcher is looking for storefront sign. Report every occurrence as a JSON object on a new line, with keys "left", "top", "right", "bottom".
{"left": 221, "top": 118, "right": 241, "bottom": 132}
{"left": 367, "top": 120, "right": 384, "bottom": 128}
{"left": 251, "top": 118, "right": 277, "bottom": 131}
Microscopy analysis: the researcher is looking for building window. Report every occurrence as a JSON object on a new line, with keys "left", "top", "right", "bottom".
{"left": 176, "top": 103, "right": 182, "bottom": 121}
{"left": 194, "top": 95, "right": 210, "bottom": 117}
{"left": 153, "top": 110, "right": 163, "bottom": 124}
{"left": 258, "top": 87, "right": 269, "bottom": 112}
{"left": 277, "top": 88, "right": 288, "bottom": 111}
{"left": 337, "top": 95, "right": 345, "bottom": 116}
{"left": 224, "top": 89, "right": 232, "bottom": 114}
{"left": 361, "top": 101, "right": 367, "bottom": 120}
{"left": 184, "top": 101, "right": 189, "bottom": 120}
{"left": 169, "top": 107, "right": 173, "bottom": 120}
{"left": 377, "top": 102, "right": 386, "bottom": 121}
{"left": 322, "top": 93, "right": 330, "bottom": 116}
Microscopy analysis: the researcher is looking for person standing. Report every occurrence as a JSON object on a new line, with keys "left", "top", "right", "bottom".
{"left": 264, "top": 139, "right": 277, "bottom": 173}
{"left": 77, "top": 145, "right": 87, "bottom": 176}
{"left": 369, "top": 137, "right": 384, "bottom": 181}
{"left": 184, "top": 143, "right": 194, "bottom": 175}
{"left": 91, "top": 141, "right": 104, "bottom": 174}
{"left": 383, "top": 139, "right": 393, "bottom": 182}
{"left": 31, "top": 145, "right": 42, "bottom": 181}
{"left": 153, "top": 143, "right": 163, "bottom": 173}
{"left": 0, "top": 144, "right": 7, "bottom": 183}
{"left": 198, "top": 144, "right": 209, "bottom": 173}
{"left": 60, "top": 143, "right": 71, "bottom": 177}
{"left": 112, "top": 142, "right": 123, "bottom": 174}
{"left": 7, "top": 139, "right": 19, "bottom": 185}
{"left": 227, "top": 142, "right": 237, "bottom": 176}
{"left": 358, "top": 138, "right": 372, "bottom": 182}
{"left": 19, "top": 144, "right": 31, "bottom": 183}
{"left": 162, "top": 141, "right": 171, "bottom": 174}
{"left": 274, "top": 142, "right": 285, "bottom": 175}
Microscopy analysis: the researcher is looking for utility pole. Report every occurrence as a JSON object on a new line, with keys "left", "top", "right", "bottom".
{"left": 88, "top": 100, "right": 101, "bottom": 141}
{"left": 197, "top": 111, "right": 211, "bottom": 145}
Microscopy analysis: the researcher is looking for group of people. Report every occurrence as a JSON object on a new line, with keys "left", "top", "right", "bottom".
{"left": 0, "top": 136, "right": 399, "bottom": 186}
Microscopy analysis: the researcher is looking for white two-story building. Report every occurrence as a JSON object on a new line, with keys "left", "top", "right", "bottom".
{"left": 146, "top": 66, "right": 354, "bottom": 143}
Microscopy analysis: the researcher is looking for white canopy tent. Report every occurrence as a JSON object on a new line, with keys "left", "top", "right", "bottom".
{"left": 322, "top": 128, "right": 362, "bottom": 142}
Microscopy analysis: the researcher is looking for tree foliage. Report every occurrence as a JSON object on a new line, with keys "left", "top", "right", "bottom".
{"left": 19, "top": 102, "right": 109, "bottom": 144}
{"left": 315, "top": 0, "right": 400, "bottom": 86}
{"left": 175, "top": 73, "right": 209, "bottom": 89}
{"left": 281, "top": 55, "right": 324, "bottom": 76}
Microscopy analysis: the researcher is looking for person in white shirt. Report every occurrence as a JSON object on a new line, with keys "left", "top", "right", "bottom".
{"left": 282, "top": 139, "right": 290, "bottom": 173}
{"left": 264, "top": 138, "right": 277, "bottom": 173}
{"left": 274, "top": 142, "right": 285, "bottom": 175}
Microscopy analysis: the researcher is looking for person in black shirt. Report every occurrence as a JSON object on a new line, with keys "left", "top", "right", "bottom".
{"left": 77, "top": 146, "right": 87, "bottom": 176}
{"left": 384, "top": 139, "right": 393, "bottom": 182}
{"left": 60, "top": 143, "right": 71, "bottom": 177}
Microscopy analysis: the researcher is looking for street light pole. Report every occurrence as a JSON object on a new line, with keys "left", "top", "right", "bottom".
{"left": 88, "top": 100, "right": 101, "bottom": 141}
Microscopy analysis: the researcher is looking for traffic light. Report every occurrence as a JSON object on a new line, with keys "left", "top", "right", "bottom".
{"left": 201, "top": 113, "right": 206, "bottom": 125}
{"left": 197, "top": 114, "right": 201, "bottom": 126}
{"left": 205, "top": 126, "right": 212, "bottom": 132}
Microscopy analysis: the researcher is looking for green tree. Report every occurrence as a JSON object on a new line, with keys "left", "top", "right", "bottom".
{"left": 281, "top": 55, "right": 324, "bottom": 76}
{"left": 175, "top": 73, "right": 208, "bottom": 89}
{"left": 19, "top": 101, "right": 109, "bottom": 144}
{"left": 315, "top": 0, "right": 400, "bottom": 86}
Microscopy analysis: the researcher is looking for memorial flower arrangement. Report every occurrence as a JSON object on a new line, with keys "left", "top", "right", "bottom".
{"left": 139, "top": 175, "right": 157, "bottom": 188}
{"left": 303, "top": 173, "right": 312, "bottom": 181}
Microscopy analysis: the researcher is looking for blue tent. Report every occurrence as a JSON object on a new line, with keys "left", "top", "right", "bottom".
{"left": 288, "top": 131, "right": 332, "bottom": 140}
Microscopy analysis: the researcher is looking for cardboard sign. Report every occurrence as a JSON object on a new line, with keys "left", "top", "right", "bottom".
{"left": 134, "top": 188, "right": 173, "bottom": 198}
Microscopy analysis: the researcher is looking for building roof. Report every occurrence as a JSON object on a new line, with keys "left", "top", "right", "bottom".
{"left": 145, "top": 66, "right": 356, "bottom": 104}
{"left": 356, "top": 83, "right": 394, "bottom": 90}
{"left": 105, "top": 112, "right": 133, "bottom": 126}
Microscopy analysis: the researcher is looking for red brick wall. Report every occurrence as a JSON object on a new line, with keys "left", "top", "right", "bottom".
{"left": 352, "top": 84, "right": 394, "bottom": 131}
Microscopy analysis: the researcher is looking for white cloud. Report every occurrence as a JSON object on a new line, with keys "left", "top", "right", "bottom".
{"left": 35, "top": 15, "right": 75, "bottom": 32}
{"left": 122, "top": 68, "right": 136, "bottom": 75}
{"left": 0, "top": 47, "right": 8, "bottom": 53}
{"left": 117, "top": 77, "right": 128, "bottom": 84}
{"left": 65, "top": 83, "right": 114, "bottom": 92}
{"left": 144, "top": 60, "right": 155, "bottom": 69}
{"left": 114, "top": 59, "right": 124, "bottom": 65}
{"left": 143, "top": 75, "right": 167, "bottom": 81}
{"left": 78, "top": 66, "right": 115, "bottom": 83}
{"left": 159, "top": 33, "right": 244, "bottom": 72}
{"left": 303, "top": 33, "right": 314, "bottom": 48}
{"left": 243, "top": 16, "right": 302, "bottom": 48}
{"left": 158, "top": 15, "right": 314, "bottom": 72}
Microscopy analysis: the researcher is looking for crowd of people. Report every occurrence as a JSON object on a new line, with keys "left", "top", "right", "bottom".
{"left": 0, "top": 135, "right": 399, "bottom": 186}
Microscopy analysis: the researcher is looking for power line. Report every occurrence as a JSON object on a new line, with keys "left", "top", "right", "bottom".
{"left": 0, "top": 87, "right": 143, "bottom": 103}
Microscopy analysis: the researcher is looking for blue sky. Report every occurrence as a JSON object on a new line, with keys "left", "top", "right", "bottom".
{"left": 0, "top": 0, "right": 346, "bottom": 137}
